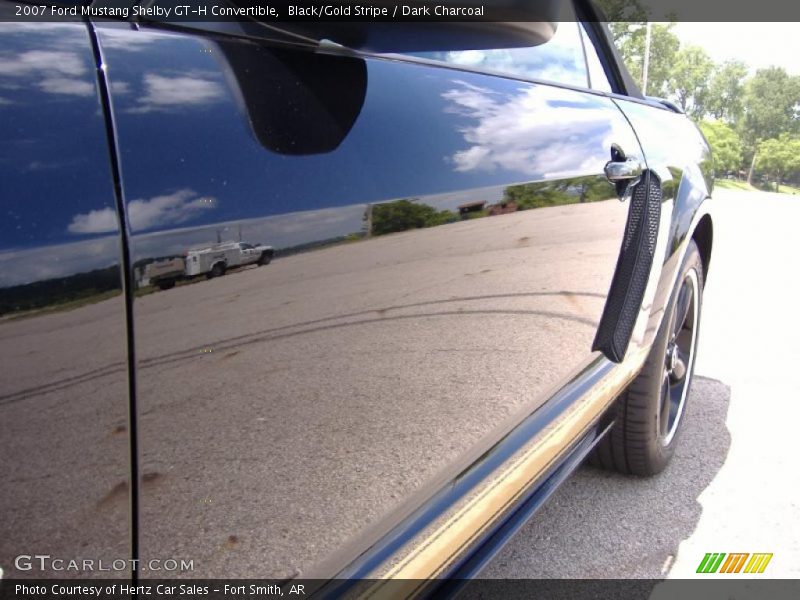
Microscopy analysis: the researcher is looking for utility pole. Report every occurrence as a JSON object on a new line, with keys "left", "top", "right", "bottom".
{"left": 642, "top": 21, "right": 652, "bottom": 95}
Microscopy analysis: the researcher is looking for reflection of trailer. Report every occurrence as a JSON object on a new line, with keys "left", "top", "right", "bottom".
{"left": 144, "top": 258, "right": 185, "bottom": 290}
{"left": 184, "top": 241, "right": 273, "bottom": 279}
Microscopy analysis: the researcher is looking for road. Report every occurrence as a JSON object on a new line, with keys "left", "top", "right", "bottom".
{"left": 482, "top": 189, "right": 800, "bottom": 579}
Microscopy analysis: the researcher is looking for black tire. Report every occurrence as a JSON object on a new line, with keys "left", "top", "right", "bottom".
{"left": 591, "top": 240, "right": 704, "bottom": 476}
{"left": 157, "top": 280, "right": 175, "bottom": 291}
{"left": 208, "top": 262, "right": 226, "bottom": 279}
{"left": 258, "top": 252, "right": 272, "bottom": 266}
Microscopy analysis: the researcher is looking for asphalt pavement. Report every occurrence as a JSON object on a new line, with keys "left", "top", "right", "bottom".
{"left": 482, "top": 189, "right": 800, "bottom": 579}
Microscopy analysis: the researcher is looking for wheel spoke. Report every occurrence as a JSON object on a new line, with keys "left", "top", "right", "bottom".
{"left": 659, "top": 372, "right": 671, "bottom": 437}
{"left": 673, "top": 281, "right": 693, "bottom": 337}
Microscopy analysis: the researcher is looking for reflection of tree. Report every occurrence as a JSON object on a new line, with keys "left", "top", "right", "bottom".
{"left": 0, "top": 266, "right": 121, "bottom": 316}
{"left": 503, "top": 175, "right": 612, "bottom": 209}
{"left": 370, "top": 199, "right": 456, "bottom": 236}
{"left": 368, "top": 178, "right": 614, "bottom": 237}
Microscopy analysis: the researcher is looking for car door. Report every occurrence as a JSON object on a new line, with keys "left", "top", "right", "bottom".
{"left": 0, "top": 21, "right": 132, "bottom": 577}
{"left": 95, "top": 11, "right": 650, "bottom": 580}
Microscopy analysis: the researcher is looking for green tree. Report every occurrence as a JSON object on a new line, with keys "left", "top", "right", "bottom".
{"left": 503, "top": 176, "right": 613, "bottom": 209}
{"left": 699, "top": 120, "right": 743, "bottom": 175}
{"left": 370, "top": 199, "right": 456, "bottom": 235}
{"left": 666, "top": 45, "right": 715, "bottom": 120}
{"left": 609, "top": 22, "right": 680, "bottom": 97}
{"left": 706, "top": 60, "right": 748, "bottom": 125}
{"left": 755, "top": 134, "right": 800, "bottom": 192}
{"left": 741, "top": 67, "right": 800, "bottom": 182}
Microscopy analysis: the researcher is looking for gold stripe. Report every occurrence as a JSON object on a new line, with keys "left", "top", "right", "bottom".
{"left": 359, "top": 356, "right": 643, "bottom": 599}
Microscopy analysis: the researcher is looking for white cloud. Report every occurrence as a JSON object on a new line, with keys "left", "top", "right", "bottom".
{"left": 0, "top": 49, "right": 96, "bottom": 98}
{"left": 110, "top": 81, "right": 130, "bottom": 95}
{"left": 442, "top": 83, "right": 616, "bottom": 177}
{"left": 129, "top": 73, "right": 224, "bottom": 113}
{"left": 128, "top": 189, "right": 217, "bottom": 231}
{"left": 39, "top": 77, "right": 94, "bottom": 97}
{"left": 451, "top": 146, "right": 492, "bottom": 172}
{"left": 0, "top": 50, "right": 86, "bottom": 78}
{"left": 96, "top": 27, "right": 167, "bottom": 52}
{"left": 67, "top": 208, "right": 118, "bottom": 235}
{"left": 67, "top": 189, "right": 217, "bottom": 234}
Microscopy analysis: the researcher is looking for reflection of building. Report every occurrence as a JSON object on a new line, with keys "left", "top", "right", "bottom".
{"left": 457, "top": 201, "right": 486, "bottom": 218}
{"left": 487, "top": 201, "right": 518, "bottom": 216}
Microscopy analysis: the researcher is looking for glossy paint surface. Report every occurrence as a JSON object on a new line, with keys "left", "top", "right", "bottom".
{"left": 94, "top": 23, "right": 648, "bottom": 579}
{"left": 0, "top": 23, "right": 130, "bottom": 577}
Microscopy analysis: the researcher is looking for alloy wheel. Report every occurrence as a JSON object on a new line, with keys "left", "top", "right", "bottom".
{"left": 659, "top": 268, "right": 700, "bottom": 446}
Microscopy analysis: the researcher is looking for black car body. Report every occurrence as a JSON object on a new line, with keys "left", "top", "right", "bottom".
{"left": 0, "top": 0, "right": 713, "bottom": 590}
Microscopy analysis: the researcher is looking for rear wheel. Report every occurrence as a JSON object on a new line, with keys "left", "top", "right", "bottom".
{"left": 591, "top": 240, "right": 703, "bottom": 476}
{"left": 207, "top": 262, "right": 226, "bottom": 279}
{"left": 157, "top": 280, "right": 175, "bottom": 291}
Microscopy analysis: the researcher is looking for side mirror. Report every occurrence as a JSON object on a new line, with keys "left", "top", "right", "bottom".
{"left": 217, "top": 42, "right": 367, "bottom": 155}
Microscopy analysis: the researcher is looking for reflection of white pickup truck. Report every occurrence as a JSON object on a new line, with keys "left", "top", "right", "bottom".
{"left": 185, "top": 241, "right": 274, "bottom": 279}
{"left": 145, "top": 242, "right": 274, "bottom": 290}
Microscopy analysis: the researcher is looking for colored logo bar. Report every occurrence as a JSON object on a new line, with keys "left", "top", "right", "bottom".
{"left": 696, "top": 553, "right": 773, "bottom": 574}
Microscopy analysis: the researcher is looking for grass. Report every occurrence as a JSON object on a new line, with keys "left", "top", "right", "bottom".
{"left": 774, "top": 183, "right": 800, "bottom": 195}
{"left": 714, "top": 179, "right": 756, "bottom": 191}
{"left": 715, "top": 179, "right": 800, "bottom": 195}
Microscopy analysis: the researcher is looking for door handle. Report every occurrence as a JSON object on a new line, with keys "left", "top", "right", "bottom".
{"left": 605, "top": 144, "right": 643, "bottom": 201}
{"left": 604, "top": 157, "right": 643, "bottom": 183}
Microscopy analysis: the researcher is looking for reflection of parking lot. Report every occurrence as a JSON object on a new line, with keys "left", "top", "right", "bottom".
{"left": 2, "top": 199, "right": 631, "bottom": 578}
{"left": 483, "top": 190, "right": 800, "bottom": 578}
{"left": 130, "top": 200, "right": 623, "bottom": 578}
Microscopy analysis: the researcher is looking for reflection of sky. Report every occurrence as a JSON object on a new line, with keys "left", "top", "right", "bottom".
{"left": 441, "top": 81, "right": 616, "bottom": 178}
{"left": 411, "top": 22, "right": 588, "bottom": 89}
{"left": 98, "top": 26, "right": 627, "bottom": 243}
{"left": 2, "top": 23, "right": 639, "bottom": 285}
{"left": 0, "top": 237, "right": 120, "bottom": 288}
{"left": 0, "top": 24, "right": 119, "bottom": 253}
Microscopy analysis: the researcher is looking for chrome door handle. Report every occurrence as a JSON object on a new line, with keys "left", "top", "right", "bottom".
{"left": 604, "top": 157, "right": 643, "bottom": 183}
{"left": 605, "top": 143, "right": 644, "bottom": 202}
